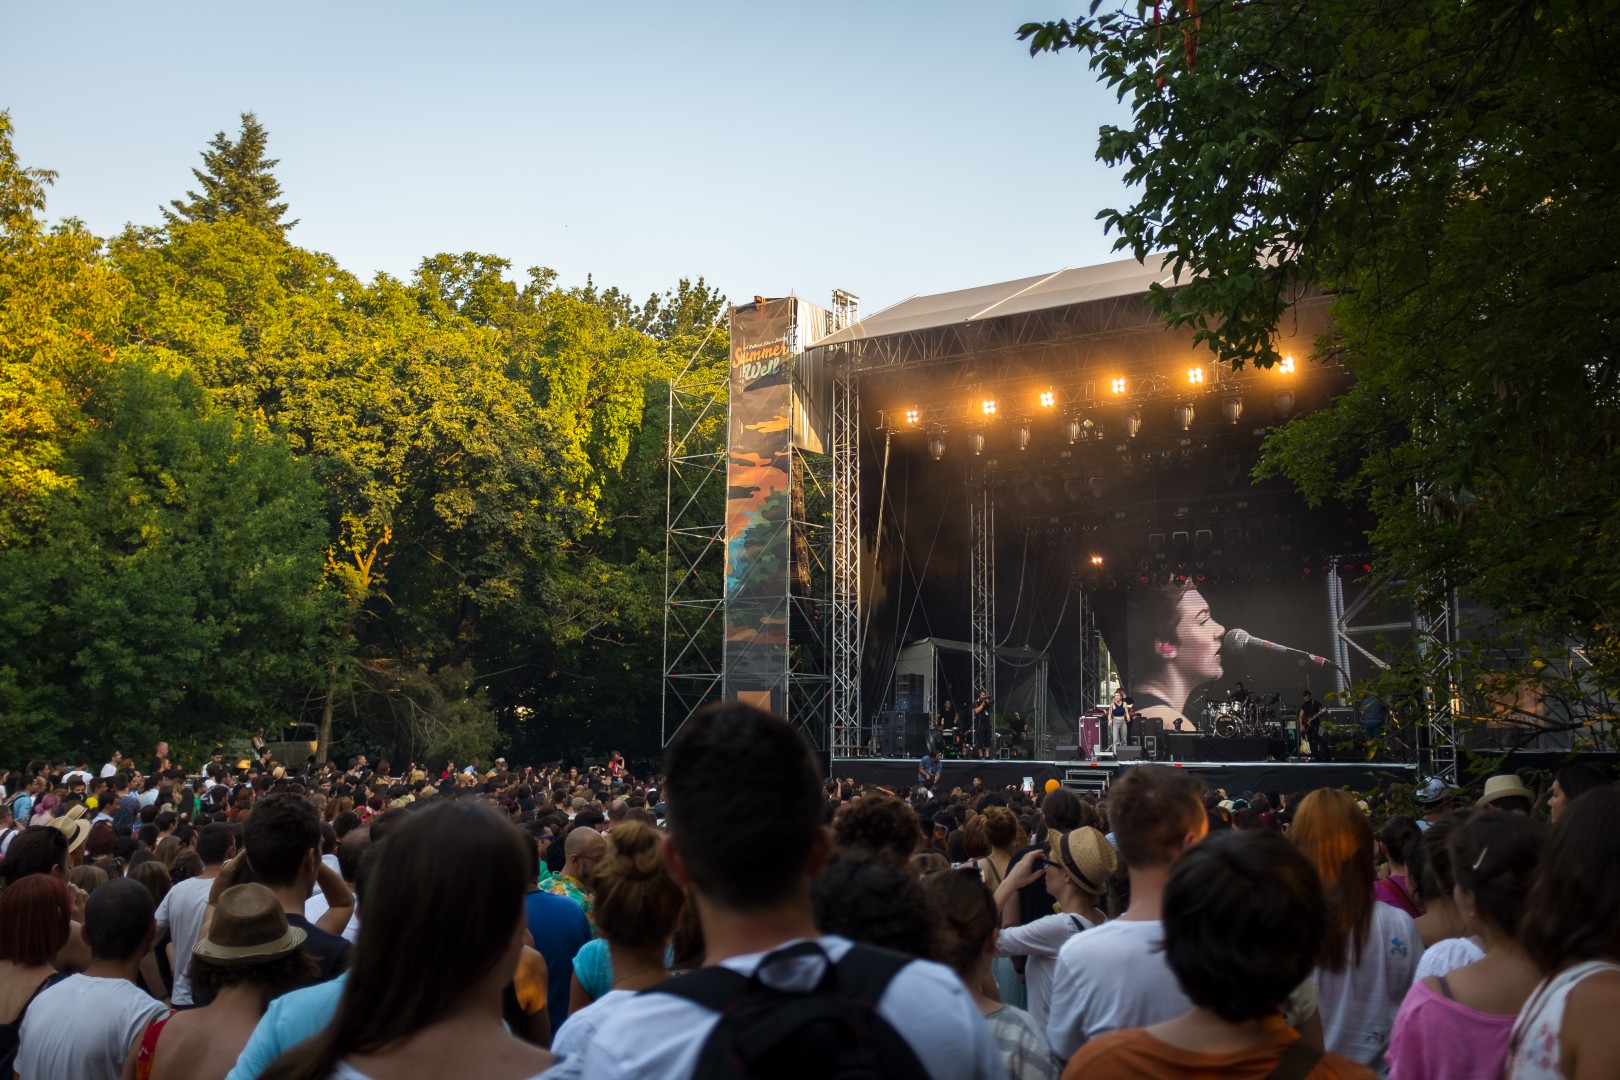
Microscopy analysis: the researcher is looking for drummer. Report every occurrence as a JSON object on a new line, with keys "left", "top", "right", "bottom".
{"left": 1228, "top": 681, "right": 1252, "bottom": 705}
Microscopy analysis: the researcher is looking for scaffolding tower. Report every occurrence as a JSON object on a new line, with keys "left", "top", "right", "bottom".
{"left": 660, "top": 349, "right": 728, "bottom": 747}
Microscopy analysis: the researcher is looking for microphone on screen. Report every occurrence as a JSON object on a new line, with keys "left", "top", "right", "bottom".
{"left": 1223, "top": 628, "right": 1329, "bottom": 667}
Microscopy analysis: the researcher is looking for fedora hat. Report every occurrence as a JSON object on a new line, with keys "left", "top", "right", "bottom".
{"left": 1052, "top": 826, "right": 1117, "bottom": 897}
{"left": 1476, "top": 773, "right": 1535, "bottom": 808}
{"left": 192, "top": 884, "right": 306, "bottom": 964}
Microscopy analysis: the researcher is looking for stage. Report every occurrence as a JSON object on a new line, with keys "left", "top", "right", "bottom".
{"left": 832, "top": 755, "right": 1417, "bottom": 799}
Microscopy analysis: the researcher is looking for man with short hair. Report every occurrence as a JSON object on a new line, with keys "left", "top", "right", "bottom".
{"left": 917, "top": 749, "right": 943, "bottom": 787}
{"left": 148, "top": 741, "right": 170, "bottom": 777}
{"left": 16, "top": 878, "right": 164, "bottom": 1080}
{"left": 523, "top": 829, "right": 592, "bottom": 1036}
{"left": 545, "top": 826, "right": 606, "bottom": 925}
{"left": 0, "top": 803, "right": 17, "bottom": 858}
{"left": 109, "top": 772, "right": 140, "bottom": 833}
{"left": 100, "top": 749, "right": 124, "bottom": 779}
{"left": 572, "top": 702, "right": 1002, "bottom": 1079}
{"left": 604, "top": 797, "right": 629, "bottom": 831}
{"left": 242, "top": 792, "right": 350, "bottom": 983}
{"left": 155, "top": 822, "right": 234, "bottom": 1007}
{"left": 1046, "top": 763, "right": 1209, "bottom": 1061}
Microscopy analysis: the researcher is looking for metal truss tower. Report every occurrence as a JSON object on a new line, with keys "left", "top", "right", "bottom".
{"left": 660, "top": 351, "right": 728, "bottom": 747}
{"left": 1417, "top": 587, "right": 1463, "bottom": 783}
{"left": 830, "top": 366, "right": 862, "bottom": 756}
{"left": 787, "top": 445, "right": 833, "bottom": 750}
{"left": 968, "top": 465, "right": 997, "bottom": 721}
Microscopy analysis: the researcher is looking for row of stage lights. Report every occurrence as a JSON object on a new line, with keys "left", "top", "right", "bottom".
{"left": 904, "top": 358, "right": 1300, "bottom": 460}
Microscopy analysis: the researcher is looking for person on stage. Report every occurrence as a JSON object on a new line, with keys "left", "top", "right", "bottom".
{"left": 935, "top": 698, "right": 958, "bottom": 755}
{"left": 1107, "top": 689, "right": 1132, "bottom": 753}
{"left": 1006, "top": 711, "right": 1027, "bottom": 757}
{"left": 1298, "top": 689, "right": 1325, "bottom": 760}
{"left": 1129, "top": 582, "right": 1227, "bottom": 734}
{"left": 1228, "top": 681, "right": 1251, "bottom": 704}
{"left": 971, "top": 690, "right": 994, "bottom": 760}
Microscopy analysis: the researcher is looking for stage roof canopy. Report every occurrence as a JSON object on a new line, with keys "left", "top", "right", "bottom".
{"left": 815, "top": 255, "right": 1180, "bottom": 348}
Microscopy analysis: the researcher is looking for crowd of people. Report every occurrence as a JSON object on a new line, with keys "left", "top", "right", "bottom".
{"left": 1, "top": 728, "right": 1617, "bottom": 1079}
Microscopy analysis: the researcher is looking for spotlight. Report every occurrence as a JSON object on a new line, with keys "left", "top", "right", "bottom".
{"left": 1173, "top": 403, "right": 1195, "bottom": 431}
{"left": 968, "top": 431, "right": 985, "bottom": 456}
{"left": 1090, "top": 554, "right": 1104, "bottom": 565}
{"left": 927, "top": 433, "right": 946, "bottom": 461}
{"left": 1015, "top": 425, "right": 1031, "bottom": 451}
{"left": 1221, "top": 396, "right": 1243, "bottom": 424}
{"left": 1111, "top": 377, "right": 1127, "bottom": 394}
{"left": 904, "top": 408, "right": 920, "bottom": 425}
{"left": 1274, "top": 390, "right": 1295, "bottom": 418}
{"left": 981, "top": 399, "right": 998, "bottom": 417}
{"left": 1123, "top": 411, "right": 1142, "bottom": 438}
{"left": 1039, "top": 390, "right": 1055, "bottom": 408}
{"left": 1063, "top": 417, "right": 1082, "bottom": 444}
{"left": 1279, "top": 355, "right": 1296, "bottom": 374}
{"left": 1187, "top": 367, "right": 1205, "bottom": 385}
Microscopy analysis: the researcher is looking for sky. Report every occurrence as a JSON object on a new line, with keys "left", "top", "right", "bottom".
{"left": 4, "top": 1, "right": 1136, "bottom": 316}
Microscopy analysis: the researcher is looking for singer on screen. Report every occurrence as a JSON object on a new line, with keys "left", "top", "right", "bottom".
{"left": 1129, "top": 582, "right": 1227, "bottom": 732}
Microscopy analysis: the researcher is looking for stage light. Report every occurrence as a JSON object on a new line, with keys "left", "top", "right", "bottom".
{"left": 1039, "top": 390, "right": 1055, "bottom": 408}
{"left": 1111, "top": 377, "right": 1127, "bottom": 395}
{"left": 968, "top": 431, "right": 985, "bottom": 456}
{"left": 904, "top": 408, "right": 920, "bottom": 425}
{"left": 981, "top": 399, "right": 998, "bottom": 417}
{"left": 1173, "top": 403, "right": 1195, "bottom": 430}
{"left": 1015, "top": 425, "right": 1031, "bottom": 451}
{"left": 1280, "top": 355, "right": 1296, "bottom": 374}
{"left": 1221, "top": 396, "right": 1243, "bottom": 424}
{"left": 1090, "top": 554, "right": 1104, "bottom": 565}
{"left": 1274, "top": 390, "right": 1295, "bottom": 418}
{"left": 1123, "top": 411, "right": 1142, "bottom": 438}
{"left": 1063, "top": 417, "right": 1082, "bottom": 444}
{"left": 927, "top": 433, "right": 946, "bottom": 461}
{"left": 1187, "top": 367, "right": 1205, "bottom": 385}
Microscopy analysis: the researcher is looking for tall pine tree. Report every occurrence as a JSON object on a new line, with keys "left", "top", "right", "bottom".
{"left": 164, "top": 112, "right": 296, "bottom": 236}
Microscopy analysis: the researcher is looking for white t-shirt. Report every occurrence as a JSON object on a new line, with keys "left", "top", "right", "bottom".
{"left": 550, "top": 988, "right": 635, "bottom": 1061}
{"left": 100, "top": 762, "right": 120, "bottom": 778}
{"left": 156, "top": 875, "right": 215, "bottom": 1005}
{"left": 549, "top": 936, "right": 1003, "bottom": 1080}
{"left": 1412, "top": 935, "right": 1484, "bottom": 983}
{"left": 304, "top": 891, "right": 361, "bottom": 945}
{"left": 15, "top": 973, "right": 162, "bottom": 1080}
{"left": 996, "top": 911, "right": 1098, "bottom": 1036}
{"left": 1045, "top": 917, "right": 1189, "bottom": 1061}
{"left": 1315, "top": 901, "right": 1422, "bottom": 1076}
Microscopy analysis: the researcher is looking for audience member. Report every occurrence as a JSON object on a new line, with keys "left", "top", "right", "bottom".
{"left": 1507, "top": 786, "right": 1620, "bottom": 1078}
{"left": 1046, "top": 764, "right": 1207, "bottom": 1061}
{"left": 15, "top": 878, "right": 163, "bottom": 1080}
{"left": 1291, "top": 789, "right": 1421, "bottom": 1074}
{"left": 0, "top": 876, "right": 73, "bottom": 1074}
{"left": 1063, "top": 831, "right": 1374, "bottom": 1079}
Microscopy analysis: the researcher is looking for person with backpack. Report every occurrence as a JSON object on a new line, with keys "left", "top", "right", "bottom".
{"left": 564, "top": 701, "right": 1002, "bottom": 1080}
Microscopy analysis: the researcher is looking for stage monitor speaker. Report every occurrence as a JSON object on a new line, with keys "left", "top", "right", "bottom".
{"left": 1055, "top": 743, "right": 1080, "bottom": 760}
{"left": 878, "top": 709, "right": 932, "bottom": 758}
{"left": 1116, "top": 746, "right": 1144, "bottom": 761}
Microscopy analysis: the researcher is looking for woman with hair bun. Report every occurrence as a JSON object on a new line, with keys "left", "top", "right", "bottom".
{"left": 552, "top": 819, "right": 685, "bottom": 1060}
{"left": 1387, "top": 810, "right": 1543, "bottom": 1080}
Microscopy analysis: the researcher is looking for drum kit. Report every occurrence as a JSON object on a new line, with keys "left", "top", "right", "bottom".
{"left": 1199, "top": 692, "right": 1289, "bottom": 739}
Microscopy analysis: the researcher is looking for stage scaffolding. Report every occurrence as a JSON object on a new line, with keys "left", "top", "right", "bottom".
{"left": 968, "top": 463, "right": 997, "bottom": 728}
{"left": 1417, "top": 587, "right": 1463, "bottom": 784}
{"left": 830, "top": 365, "right": 862, "bottom": 756}
{"left": 660, "top": 350, "right": 728, "bottom": 747}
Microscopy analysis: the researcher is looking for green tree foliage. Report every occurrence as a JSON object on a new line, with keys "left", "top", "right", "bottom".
{"left": 1021, "top": 0, "right": 1620, "bottom": 737}
{"left": 164, "top": 111, "right": 296, "bottom": 236}
{"left": 0, "top": 362, "right": 334, "bottom": 761}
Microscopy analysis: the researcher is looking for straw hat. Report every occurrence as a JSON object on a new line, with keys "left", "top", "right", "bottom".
{"left": 1476, "top": 773, "right": 1535, "bottom": 808}
{"left": 192, "top": 884, "right": 306, "bottom": 964}
{"left": 48, "top": 811, "right": 91, "bottom": 853}
{"left": 1051, "top": 826, "right": 1117, "bottom": 897}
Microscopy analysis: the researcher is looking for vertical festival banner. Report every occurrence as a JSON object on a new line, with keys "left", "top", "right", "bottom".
{"left": 722, "top": 299, "right": 795, "bottom": 712}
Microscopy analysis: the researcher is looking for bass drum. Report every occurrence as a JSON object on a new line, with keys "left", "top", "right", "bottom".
{"left": 1213, "top": 713, "right": 1241, "bottom": 738}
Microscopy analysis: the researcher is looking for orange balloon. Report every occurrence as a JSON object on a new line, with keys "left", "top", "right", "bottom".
{"left": 1043, "top": 778, "right": 1061, "bottom": 794}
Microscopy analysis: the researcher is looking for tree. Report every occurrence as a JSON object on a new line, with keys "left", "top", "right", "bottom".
{"left": 164, "top": 112, "right": 296, "bottom": 236}
{"left": 1021, "top": 1, "right": 1620, "bottom": 743}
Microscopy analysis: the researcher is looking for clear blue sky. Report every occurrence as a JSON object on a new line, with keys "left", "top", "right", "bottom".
{"left": 5, "top": 1, "right": 1134, "bottom": 315}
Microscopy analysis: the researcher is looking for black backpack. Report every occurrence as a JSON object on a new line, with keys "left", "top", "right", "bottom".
{"left": 648, "top": 941, "right": 932, "bottom": 1080}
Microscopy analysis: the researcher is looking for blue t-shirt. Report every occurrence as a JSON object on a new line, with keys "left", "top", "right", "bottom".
{"left": 526, "top": 888, "right": 593, "bottom": 1033}
{"left": 226, "top": 973, "right": 347, "bottom": 1080}
{"left": 918, "top": 755, "right": 941, "bottom": 781}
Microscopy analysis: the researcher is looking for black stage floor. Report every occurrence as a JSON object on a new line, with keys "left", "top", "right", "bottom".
{"left": 832, "top": 755, "right": 1417, "bottom": 799}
